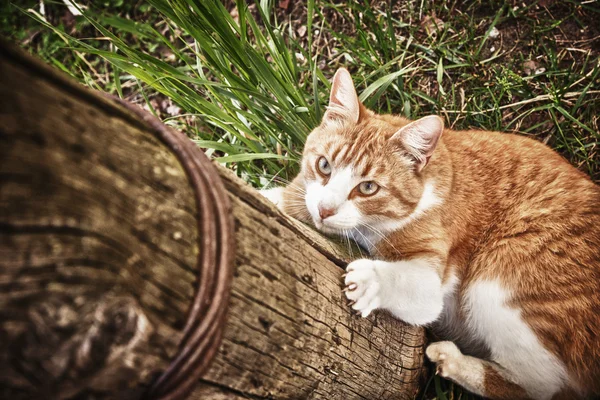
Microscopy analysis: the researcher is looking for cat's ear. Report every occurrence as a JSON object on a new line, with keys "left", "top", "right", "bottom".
{"left": 323, "top": 68, "right": 360, "bottom": 124}
{"left": 391, "top": 115, "right": 444, "bottom": 172}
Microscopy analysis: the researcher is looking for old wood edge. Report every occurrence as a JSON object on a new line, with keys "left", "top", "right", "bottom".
{"left": 0, "top": 41, "right": 234, "bottom": 400}
{"left": 104, "top": 96, "right": 236, "bottom": 400}
{"left": 0, "top": 39, "right": 345, "bottom": 271}
{"left": 1, "top": 39, "right": 424, "bottom": 399}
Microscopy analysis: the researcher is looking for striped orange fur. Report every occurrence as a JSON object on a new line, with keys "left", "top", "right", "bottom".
{"left": 266, "top": 68, "right": 600, "bottom": 400}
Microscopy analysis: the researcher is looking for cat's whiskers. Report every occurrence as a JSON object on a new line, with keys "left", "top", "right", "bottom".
{"left": 361, "top": 222, "right": 400, "bottom": 254}
{"left": 349, "top": 230, "right": 364, "bottom": 258}
{"left": 352, "top": 226, "right": 377, "bottom": 254}
{"left": 281, "top": 203, "right": 308, "bottom": 211}
{"left": 285, "top": 200, "right": 308, "bottom": 211}
{"left": 248, "top": 173, "right": 307, "bottom": 194}
{"left": 279, "top": 200, "right": 309, "bottom": 212}
{"left": 284, "top": 186, "right": 307, "bottom": 195}
{"left": 343, "top": 229, "right": 354, "bottom": 259}
{"left": 268, "top": 182, "right": 306, "bottom": 196}
{"left": 282, "top": 198, "right": 307, "bottom": 204}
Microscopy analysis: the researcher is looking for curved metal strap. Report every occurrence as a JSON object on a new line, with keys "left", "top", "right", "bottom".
{"left": 106, "top": 95, "right": 235, "bottom": 400}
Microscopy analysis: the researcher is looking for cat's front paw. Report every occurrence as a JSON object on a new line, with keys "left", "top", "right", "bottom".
{"left": 343, "top": 259, "right": 382, "bottom": 318}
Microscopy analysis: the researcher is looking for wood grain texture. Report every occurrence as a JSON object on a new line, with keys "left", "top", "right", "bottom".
{"left": 198, "top": 174, "right": 426, "bottom": 399}
{"left": 0, "top": 42, "right": 197, "bottom": 400}
{"left": 0, "top": 41, "right": 426, "bottom": 399}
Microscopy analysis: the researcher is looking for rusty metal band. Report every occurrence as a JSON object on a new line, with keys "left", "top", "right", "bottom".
{"left": 0, "top": 38, "right": 235, "bottom": 399}
{"left": 105, "top": 96, "right": 235, "bottom": 400}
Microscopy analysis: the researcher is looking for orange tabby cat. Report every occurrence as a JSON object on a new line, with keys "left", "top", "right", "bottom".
{"left": 261, "top": 68, "right": 600, "bottom": 400}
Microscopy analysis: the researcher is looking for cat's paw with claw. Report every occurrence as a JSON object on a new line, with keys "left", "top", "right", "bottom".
{"left": 426, "top": 341, "right": 464, "bottom": 378}
{"left": 343, "top": 259, "right": 382, "bottom": 317}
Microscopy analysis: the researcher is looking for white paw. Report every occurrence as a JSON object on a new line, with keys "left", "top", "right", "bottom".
{"left": 343, "top": 259, "right": 382, "bottom": 318}
{"left": 259, "top": 187, "right": 284, "bottom": 207}
{"left": 426, "top": 341, "right": 463, "bottom": 378}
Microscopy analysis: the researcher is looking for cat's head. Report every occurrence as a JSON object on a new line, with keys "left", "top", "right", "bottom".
{"left": 301, "top": 68, "right": 444, "bottom": 236}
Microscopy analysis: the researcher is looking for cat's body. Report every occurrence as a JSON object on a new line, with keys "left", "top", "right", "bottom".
{"left": 262, "top": 69, "right": 600, "bottom": 400}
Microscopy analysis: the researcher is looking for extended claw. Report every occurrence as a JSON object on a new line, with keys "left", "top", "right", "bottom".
{"left": 347, "top": 300, "right": 356, "bottom": 307}
{"left": 342, "top": 283, "right": 357, "bottom": 293}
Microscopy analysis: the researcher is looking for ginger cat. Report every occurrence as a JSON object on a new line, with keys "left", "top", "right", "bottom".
{"left": 261, "top": 68, "right": 600, "bottom": 400}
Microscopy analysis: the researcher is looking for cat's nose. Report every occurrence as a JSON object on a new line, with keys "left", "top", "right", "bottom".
{"left": 318, "top": 204, "right": 336, "bottom": 220}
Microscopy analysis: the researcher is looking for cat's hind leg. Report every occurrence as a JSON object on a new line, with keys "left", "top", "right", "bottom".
{"left": 426, "top": 341, "right": 529, "bottom": 400}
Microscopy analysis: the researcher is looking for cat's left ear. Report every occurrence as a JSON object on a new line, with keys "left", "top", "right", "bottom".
{"left": 391, "top": 115, "right": 444, "bottom": 172}
{"left": 323, "top": 68, "right": 360, "bottom": 124}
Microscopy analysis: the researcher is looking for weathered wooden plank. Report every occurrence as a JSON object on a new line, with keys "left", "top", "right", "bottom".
{"left": 201, "top": 173, "right": 426, "bottom": 399}
{"left": 0, "top": 41, "right": 426, "bottom": 400}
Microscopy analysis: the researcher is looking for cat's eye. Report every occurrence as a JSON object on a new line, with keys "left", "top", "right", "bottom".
{"left": 358, "top": 181, "right": 379, "bottom": 196}
{"left": 316, "top": 156, "right": 332, "bottom": 176}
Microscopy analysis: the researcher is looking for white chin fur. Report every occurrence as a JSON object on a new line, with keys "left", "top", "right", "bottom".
{"left": 318, "top": 221, "right": 357, "bottom": 234}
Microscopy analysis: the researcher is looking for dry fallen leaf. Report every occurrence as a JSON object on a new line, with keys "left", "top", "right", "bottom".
{"left": 522, "top": 60, "right": 539, "bottom": 75}
{"left": 489, "top": 26, "right": 500, "bottom": 39}
{"left": 279, "top": 0, "right": 290, "bottom": 10}
{"left": 421, "top": 15, "right": 444, "bottom": 37}
{"left": 297, "top": 25, "right": 307, "bottom": 38}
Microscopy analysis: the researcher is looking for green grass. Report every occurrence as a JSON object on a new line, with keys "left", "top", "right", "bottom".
{"left": 4, "top": 0, "right": 600, "bottom": 398}
{"left": 423, "top": 370, "right": 480, "bottom": 400}
{"left": 7, "top": 0, "right": 600, "bottom": 186}
{"left": 1, "top": 0, "right": 158, "bottom": 91}
{"left": 311, "top": 0, "right": 600, "bottom": 181}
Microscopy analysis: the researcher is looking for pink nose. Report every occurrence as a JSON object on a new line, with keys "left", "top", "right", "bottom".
{"left": 318, "top": 205, "right": 336, "bottom": 220}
